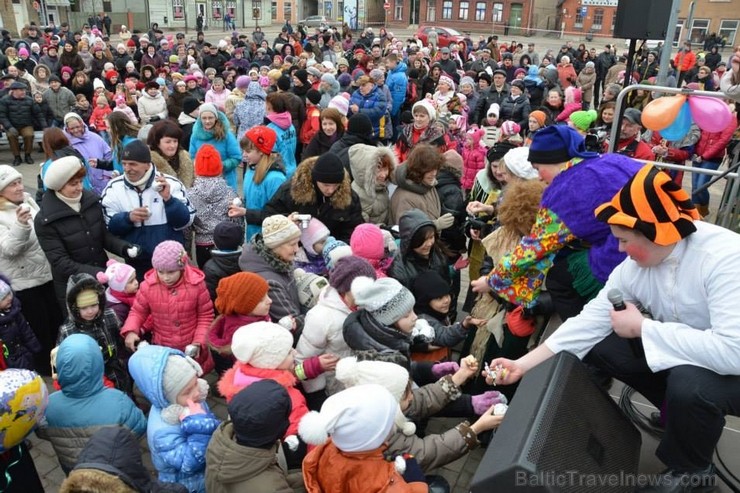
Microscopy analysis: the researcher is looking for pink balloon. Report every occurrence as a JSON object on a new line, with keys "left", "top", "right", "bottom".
{"left": 688, "top": 96, "right": 733, "bottom": 132}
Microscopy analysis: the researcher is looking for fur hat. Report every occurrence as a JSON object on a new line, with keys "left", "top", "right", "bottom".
{"left": 300, "top": 218, "right": 330, "bottom": 256}
{"left": 162, "top": 354, "right": 201, "bottom": 404}
{"left": 503, "top": 146, "right": 539, "bottom": 180}
{"left": 151, "top": 240, "right": 188, "bottom": 271}
{"left": 350, "top": 223, "right": 385, "bottom": 262}
{"left": 244, "top": 126, "right": 277, "bottom": 155}
{"left": 298, "top": 384, "right": 399, "bottom": 452}
{"left": 213, "top": 221, "right": 243, "bottom": 251}
{"left": 294, "top": 268, "right": 329, "bottom": 308}
{"left": 262, "top": 215, "right": 301, "bottom": 249}
{"left": 231, "top": 322, "right": 294, "bottom": 368}
{"left": 96, "top": 259, "right": 136, "bottom": 293}
{"left": 412, "top": 99, "right": 436, "bottom": 122}
{"left": 215, "top": 272, "right": 269, "bottom": 315}
{"left": 351, "top": 276, "right": 415, "bottom": 326}
{"left": 194, "top": 144, "right": 223, "bottom": 177}
{"left": 312, "top": 153, "right": 345, "bottom": 184}
{"left": 322, "top": 236, "right": 352, "bottom": 271}
{"left": 43, "top": 155, "right": 84, "bottom": 191}
{"left": 0, "top": 165, "right": 22, "bottom": 192}
{"left": 329, "top": 256, "right": 377, "bottom": 295}
{"left": 182, "top": 96, "right": 200, "bottom": 115}
{"left": 121, "top": 139, "right": 151, "bottom": 164}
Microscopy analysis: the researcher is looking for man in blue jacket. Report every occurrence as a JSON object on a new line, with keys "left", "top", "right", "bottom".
{"left": 385, "top": 53, "right": 408, "bottom": 141}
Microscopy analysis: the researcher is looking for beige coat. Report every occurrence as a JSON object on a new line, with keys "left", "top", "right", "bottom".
{"left": 390, "top": 163, "right": 441, "bottom": 225}
{"left": 349, "top": 144, "right": 397, "bottom": 226}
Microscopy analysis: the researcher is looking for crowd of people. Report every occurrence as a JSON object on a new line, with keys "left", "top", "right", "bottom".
{"left": 0, "top": 17, "right": 739, "bottom": 493}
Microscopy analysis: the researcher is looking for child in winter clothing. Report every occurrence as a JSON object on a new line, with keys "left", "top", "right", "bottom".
{"left": 300, "top": 89, "right": 322, "bottom": 146}
{"left": 208, "top": 272, "right": 271, "bottom": 376}
{"left": 137, "top": 80, "right": 168, "bottom": 125}
{"left": 293, "top": 269, "right": 329, "bottom": 310}
{"left": 128, "top": 342, "right": 220, "bottom": 493}
{"left": 73, "top": 94, "right": 92, "bottom": 123}
{"left": 33, "top": 92, "right": 55, "bottom": 131}
{"left": 299, "top": 384, "right": 429, "bottom": 493}
{"left": 188, "top": 144, "right": 238, "bottom": 267}
{"left": 321, "top": 236, "right": 352, "bottom": 271}
{"left": 113, "top": 94, "right": 138, "bottom": 124}
{"left": 480, "top": 103, "right": 501, "bottom": 149}
{"left": 121, "top": 241, "right": 215, "bottom": 373}
{"left": 57, "top": 273, "right": 132, "bottom": 394}
{"left": 96, "top": 259, "right": 139, "bottom": 326}
{"left": 0, "top": 278, "right": 41, "bottom": 370}
{"left": 349, "top": 223, "right": 393, "bottom": 278}
{"left": 461, "top": 128, "right": 487, "bottom": 194}
{"left": 206, "top": 380, "right": 305, "bottom": 493}
{"left": 556, "top": 86, "right": 583, "bottom": 124}
{"left": 39, "top": 333, "right": 146, "bottom": 474}
{"left": 204, "top": 77, "right": 231, "bottom": 111}
{"left": 499, "top": 120, "right": 524, "bottom": 145}
{"left": 88, "top": 94, "right": 112, "bottom": 143}
{"left": 203, "top": 221, "right": 244, "bottom": 301}
{"left": 294, "top": 217, "right": 330, "bottom": 275}
{"left": 447, "top": 114, "right": 467, "bottom": 154}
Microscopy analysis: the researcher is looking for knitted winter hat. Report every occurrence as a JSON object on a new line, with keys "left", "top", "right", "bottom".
{"left": 347, "top": 113, "right": 373, "bottom": 136}
{"left": 262, "top": 215, "right": 301, "bottom": 249}
{"left": 460, "top": 76, "right": 475, "bottom": 88}
{"left": 215, "top": 272, "right": 269, "bottom": 315}
{"left": 487, "top": 103, "right": 500, "bottom": 118}
{"left": 294, "top": 69, "right": 309, "bottom": 86}
{"left": 121, "top": 139, "right": 151, "bottom": 164}
{"left": 194, "top": 144, "right": 223, "bottom": 177}
{"left": 528, "top": 125, "right": 598, "bottom": 165}
{"left": 76, "top": 289, "right": 98, "bottom": 309}
{"left": 329, "top": 256, "right": 376, "bottom": 295}
{"left": 569, "top": 110, "right": 598, "bottom": 132}
{"left": 96, "top": 259, "right": 136, "bottom": 293}
{"left": 299, "top": 384, "right": 398, "bottom": 452}
{"left": 503, "top": 146, "right": 539, "bottom": 180}
{"left": 595, "top": 164, "right": 700, "bottom": 246}
{"left": 18, "top": 48, "right": 29, "bottom": 57}
{"left": 501, "top": 121, "right": 521, "bottom": 137}
{"left": 235, "top": 75, "right": 250, "bottom": 90}
{"left": 300, "top": 218, "right": 330, "bottom": 256}
{"left": 514, "top": 68, "right": 527, "bottom": 77}
{"left": 351, "top": 276, "right": 415, "bottom": 326}
{"left": 229, "top": 379, "right": 291, "bottom": 448}
{"left": 126, "top": 39, "right": 136, "bottom": 47}
{"left": 244, "top": 125, "right": 277, "bottom": 155}
{"left": 199, "top": 102, "right": 218, "bottom": 119}
{"left": 151, "top": 240, "right": 188, "bottom": 271}
{"left": 294, "top": 268, "right": 329, "bottom": 308}
{"left": 529, "top": 110, "right": 547, "bottom": 127}
{"left": 511, "top": 80, "right": 525, "bottom": 91}
{"left": 0, "top": 279, "right": 10, "bottom": 300}
{"left": 182, "top": 97, "right": 200, "bottom": 116}
{"left": 92, "top": 78, "right": 105, "bottom": 90}
{"left": 43, "top": 155, "right": 84, "bottom": 191}
{"left": 213, "top": 221, "right": 243, "bottom": 251}
{"left": 105, "top": 69, "right": 118, "bottom": 81}
{"left": 412, "top": 270, "right": 450, "bottom": 308}
{"left": 231, "top": 322, "right": 294, "bottom": 368}
{"left": 329, "top": 94, "right": 350, "bottom": 116}
{"left": 350, "top": 223, "right": 385, "bottom": 262}
{"left": 162, "top": 354, "right": 201, "bottom": 404}
{"left": 312, "top": 153, "right": 345, "bottom": 184}
{"left": 277, "top": 75, "right": 291, "bottom": 91}
{"left": 412, "top": 99, "right": 436, "bottom": 122}
{"left": 0, "top": 165, "right": 22, "bottom": 191}
{"left": 322, "top": 236, "right": 352, "bottom": 270}
{"left": 306, "top": 89, "right": 322, "bottom": 105}
{"left": 437, "top": 74, "right": 455, "bottom": 91}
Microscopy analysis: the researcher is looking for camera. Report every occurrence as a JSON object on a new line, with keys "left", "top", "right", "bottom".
{"left": 295, "top": 214, "right": 312, "bottom": 228}
{"left": 466, "top": 214, "right": 488, "bottom": 231}
{"left": 584, "top": 125, "right": 608, "bottom": 153}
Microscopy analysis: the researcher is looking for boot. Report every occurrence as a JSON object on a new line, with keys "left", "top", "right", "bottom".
{"left": 695, "top": 204, "right": 710, "bottom": 219}
{"left": 24, "top": 153, "right": 34, "bottom": 164}
{"left": 12, "top": 155, "right": 21, "bottom": 166}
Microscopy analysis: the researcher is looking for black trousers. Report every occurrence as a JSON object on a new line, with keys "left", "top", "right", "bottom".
{"left": 584, "top": 333, "right": 740, "bottom": 472}
{"left": 15, "top": 281, "right": 63, "bottom": 376}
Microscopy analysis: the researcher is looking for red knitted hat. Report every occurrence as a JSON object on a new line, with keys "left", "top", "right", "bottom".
{"left": 194, "top": 144, "right": 223, "bottom": 177}
{"left": 215, "top": 272, "right": 269, "bottom": 315}
{"left": 244, "top": 126, "right": 277, "bottom": 155}
{"left": 126, "top": 39, "right": 136, "bottom": 47}
{"left": 105, "top": 70, "right": 119, "bottom": 81}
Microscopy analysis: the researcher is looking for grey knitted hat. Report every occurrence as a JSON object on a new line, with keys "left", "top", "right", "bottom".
{"left": 351, "top": 276, "right": 415, "bottom": 326}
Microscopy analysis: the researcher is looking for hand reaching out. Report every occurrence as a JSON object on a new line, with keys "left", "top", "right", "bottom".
{"left": 318, "top": 354, "right": 340, "bottom": 371}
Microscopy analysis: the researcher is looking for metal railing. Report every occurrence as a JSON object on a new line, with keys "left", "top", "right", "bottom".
{"left": 608, "top": 84, "right": 740, "bottom": 232}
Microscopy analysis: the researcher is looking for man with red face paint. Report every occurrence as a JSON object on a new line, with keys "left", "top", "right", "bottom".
{"left": 488, "top": 164, "right": 740, "bottom": 493}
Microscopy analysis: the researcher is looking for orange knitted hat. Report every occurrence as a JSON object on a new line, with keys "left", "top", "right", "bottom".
{"left": 215, "top": 272, "right": 269, "bottom": 315}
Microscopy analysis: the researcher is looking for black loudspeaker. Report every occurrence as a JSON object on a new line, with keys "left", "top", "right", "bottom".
{"left": 470, "top": 352, "right": 642, "bottom": 492}
{"left": 613, "top": 0, "right": 672, "bottom": 40}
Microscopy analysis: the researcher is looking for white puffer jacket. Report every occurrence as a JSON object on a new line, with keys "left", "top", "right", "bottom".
{"left": 296, "top": 285, "right": 354, "bottom": 393}
{"left": 0, "top": 194, "right": 53, "bottom": 291}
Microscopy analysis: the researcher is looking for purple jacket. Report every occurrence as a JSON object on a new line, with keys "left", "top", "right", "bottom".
{"left": 65, "top": 123, "right": 113, "bottom": 162}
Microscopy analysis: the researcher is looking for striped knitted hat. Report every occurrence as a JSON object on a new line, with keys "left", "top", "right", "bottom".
{"left": 595, "top": 164, "right": 700, "bottom": 246}
{"left": 351, "top": 276, "right": 415, "bottom": 326}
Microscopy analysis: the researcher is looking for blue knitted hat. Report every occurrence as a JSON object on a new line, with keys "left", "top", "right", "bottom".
{"left": 528, "top": 125, "right": 599, "bottom": 165}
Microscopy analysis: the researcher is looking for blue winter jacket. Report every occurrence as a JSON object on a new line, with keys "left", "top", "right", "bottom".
{"left": 386, "top": 61, "right": 408, "bottom": 117}
{"left": 349, "top": 84, "right": 388, "bottom": 138}
{"left": 40, "top": 333, "right": 146, "bottom": 471}
{"left": 266, "top": 111, "right": 298, "bottom": 177}
{"left": 188, "top": 111, "right": 242, "bottom": 192}
{"left": 243, "top": 160, "right": 286, "bottom": 239}
{"left": 128, "top": 343, "right": 220, "bottom": 493}
{"left": 233, "top": 81, "right": 266, "bottom": 139}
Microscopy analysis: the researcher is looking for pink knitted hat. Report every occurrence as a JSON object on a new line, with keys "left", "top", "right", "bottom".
{"left": 96, "top": 259, "right": 136, "bottom": 292}
{"left": 350, "top": 223, "right": 385, "bottom": 262}
{"left": 151, "top": 241, "right": 188, "bottom": 271}
{"left": 300, "top": 218, "right": 330, "bottom": 256}
{"left": 501, "top": 120, "right": 522, "bottom": 137}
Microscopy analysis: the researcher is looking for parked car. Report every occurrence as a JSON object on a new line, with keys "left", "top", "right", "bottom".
{"left": 414, "top": 26, "right": 466, "bottom": 48}
{"left": 300, "top": 15, "right": 331, "bottom": 29}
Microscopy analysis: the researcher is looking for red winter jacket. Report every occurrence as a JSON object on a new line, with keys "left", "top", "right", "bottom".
{"left": 695, "top": 120, "right": 736, "bottom": 161}
{"left": 461, "top": 129, "right": 486, "bottom": 191}
{"left": 121, "top": 264, "right": 214, "bottom": 372}
{"left": 648, "top": 131, "right": 693, "bottom": 163}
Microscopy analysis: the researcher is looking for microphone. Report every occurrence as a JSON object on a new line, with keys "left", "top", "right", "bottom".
{"left": 607, "top": 289, "right": 627, "bottom": 311}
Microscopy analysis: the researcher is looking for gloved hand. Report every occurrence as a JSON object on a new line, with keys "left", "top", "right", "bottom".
{"left": 472, "top": 390, "right": 508, "bottom": 415}
{"left": 433, "top": 213, "right": 455, "bottom": 231}
{"left": 5, "top": 127, "right": 18, "bottom": 137}
{"left": 432, "top": 361, "right": 460, "bottom": 379}
{"left": 411, "top": 318, "right": 435, "bottom": 344}
{"left": 126, "top": 245, "right": 140, "bottom": 258}
{"left": 284, "top": 434, "right": 300, "bottom": 451}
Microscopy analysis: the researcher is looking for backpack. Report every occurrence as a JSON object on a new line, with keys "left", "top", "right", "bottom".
{"left": 299, "top": 106, "right": 321, "bottom": 145}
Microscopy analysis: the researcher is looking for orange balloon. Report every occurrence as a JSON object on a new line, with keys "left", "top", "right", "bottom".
{"left": 641, "top": 95, "right": 687, "bottom": 131}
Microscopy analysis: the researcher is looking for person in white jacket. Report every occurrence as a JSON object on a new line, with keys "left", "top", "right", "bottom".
{"left": 719, "top": 50, "right": 740, "bottom": 102}
{"left": 295, "top": 255, "right": 377, "bottom": 409}
{"left": 137, "top": 81, "right": 168, "bottom": 125}
{"left": 488, "top": 164, "right": 740, "bottom": 493}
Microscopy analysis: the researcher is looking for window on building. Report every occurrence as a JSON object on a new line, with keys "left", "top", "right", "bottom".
{"left": 611, "top": 12, "right": 616, "bottom": 31}
{"left": 103, "top": 1, "right": 111, "bottom": 11}
{"left": 673, "top": 19, "right": 684, "bottom": 46}
{"left": 592, "top": 8, "right": 603, "bottom": 30}
{"left": 442, "top": 1, "right": 452, "bottom": 19}
{"left": 475, "top": 2, "right": 485, "bottom": 21}
{"left": 272, "top": 1, "right": 277, "bottom": 20}
{"left": 394, "top": 0, "right": 403, "bottom": 21}
{"left": 427, "top": 6, "right": 437, "bottom": 22}
{"left": 718, "top": 19, "right": 739, "bottom": 47}
{"left": 575, "top": 11, "right": 584, "bottom": 29}
{"left": 285, "top": 2, "right": 292, "bottom": 21}
{"left": 459, "top": 1, "right": 469, "bottom": 19}
{"left": 492, "top": 2, "right": 503, "bottom": 22}
{"left": 212, "top": 0, "right": 222, "bottom": 19}
{"left": 689, "top": 19, "right": 709, "bottom": 44}
{"left": 173, "top": 0, "right": 184, "bottom": 19}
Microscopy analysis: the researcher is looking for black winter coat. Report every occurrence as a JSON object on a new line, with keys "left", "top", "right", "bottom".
{"left": 0, "top": 94, "right": 45, "bottom": 131}
{"left": 472, "top": 85, "right": 510, "bottom": 126}
{"left": 499, "top": 95, "right": 531, "bottom": 130}
{"left": 203, "top": 251, "right": 241, "bottom": 302}
{"left": 0, "top": 292, "right": 41, "bottom": 371}
{"left": 302, "top": 129, "right": 343, "bottom": 161}
{"left": 435, "top": 165, "right": 467, "bottom": 254}
{"left": 34, "top": 190, "right": 130, "bottom": 310}
{"left": 389, "top": 209, "right": 451, "bottom": 290}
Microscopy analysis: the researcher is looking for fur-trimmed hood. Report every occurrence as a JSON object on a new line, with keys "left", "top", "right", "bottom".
{"left": 289, "top": 156, "right": 353, "bottom": 210}
{"left": 348, "top": 144, "right": 398, "bottom": 198}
